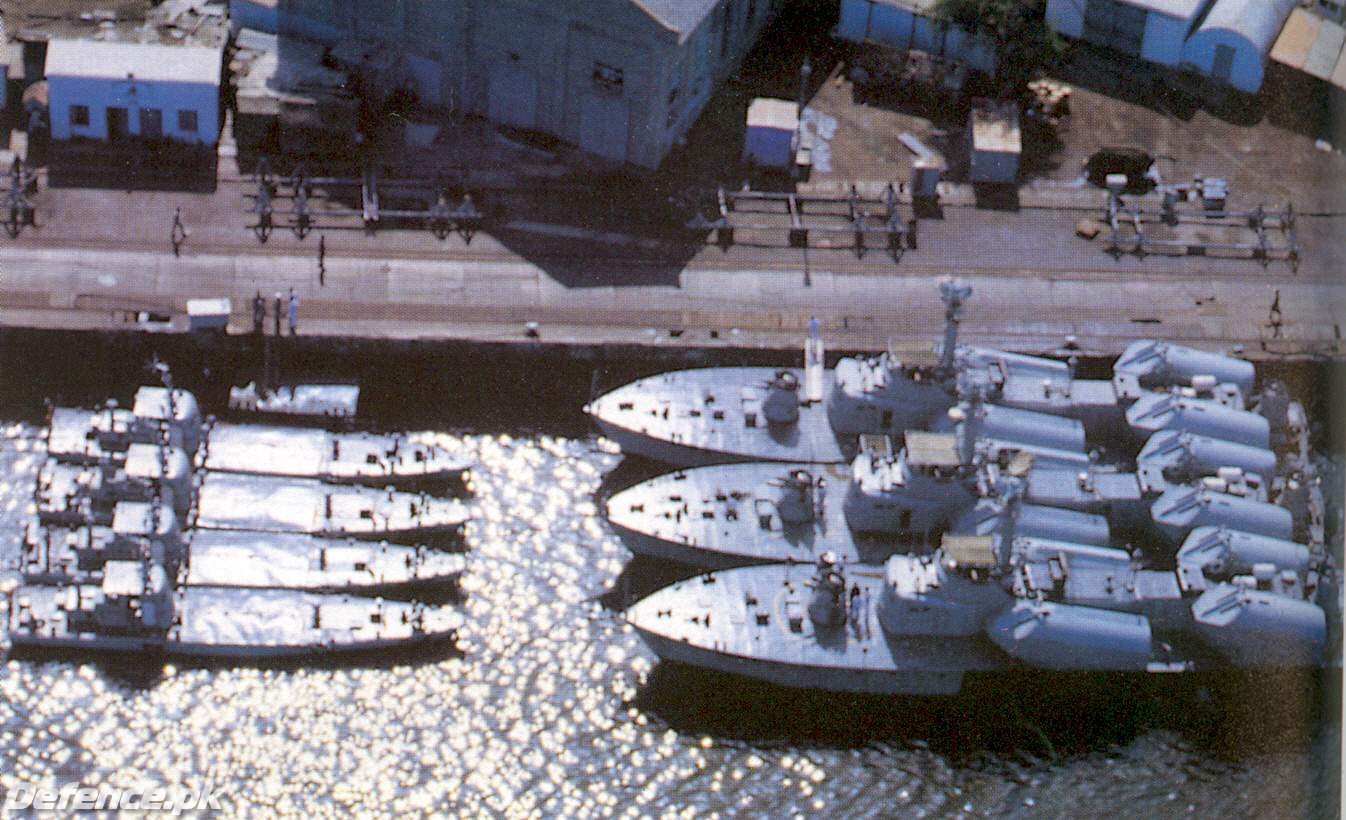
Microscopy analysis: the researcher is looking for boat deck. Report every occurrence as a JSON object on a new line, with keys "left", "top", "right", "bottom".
{"left": 193, "top": 473, "right": 469, "bottom": 541}
{"left": 201, "top": 425, "right": 469, "bottom": 485}
{"left": 606, "top": 461, "right": 914, "bottom": 567}
{"left": 627, "top": 562, "right": 1007, "bottom": 686}
{"left": 184, "top": 531, "right": 466, "bottom": 591}
{"left": 588, "top": 368, "right": 848, "bottom": 465}
{"left": 170, "top": 589, "right": 462, "bottom": 655}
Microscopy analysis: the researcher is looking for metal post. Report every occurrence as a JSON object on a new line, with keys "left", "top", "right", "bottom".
{"left": 797, "top": 57, "right": 813, "bottom": 120}
{"left": 938, "top": 278, "right": 972, "bottom": 379}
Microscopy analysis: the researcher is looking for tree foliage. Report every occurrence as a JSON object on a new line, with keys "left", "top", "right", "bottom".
{"left": 932, "top": 0, "right": 1065, "bottom": 94}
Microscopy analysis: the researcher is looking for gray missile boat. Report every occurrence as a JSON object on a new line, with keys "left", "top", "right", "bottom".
{"left": 626, "top": 533, "right": 1335, "bottom": 696}
{"left": 587, "top": 281, "right": 1271, "bottom": 467}
{"left": 22, "top": 514, "right": 466, "bottom": 595}
{"left": 8, "top": 560, "right": 463, "bottom": 658}
{"left": 35, "top": 454, "right": 470, "bottom": 545}
{"left": 606, "top": 420, "right": 1298, "bottom": 569}
{"left": 193, "top": 473, "right": 469, "bottom": 545}
{"left": 48, "top": 384, "right": 469, "bottom": 491}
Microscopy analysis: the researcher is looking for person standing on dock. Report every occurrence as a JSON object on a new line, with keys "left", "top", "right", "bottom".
{"left": 252, "top": 291, "right": 265, "bottom": 335}
{"left": 288, "top": 288, "right": 299, "bottom": 336}
{"left": 273, "top": 292, "right": 283, "bottom": 337}
{"left": 318, "top": 235, "right": 327, "bottom": 286}
{"left": 170, "top": 207, "right": 186, "bottom": 257}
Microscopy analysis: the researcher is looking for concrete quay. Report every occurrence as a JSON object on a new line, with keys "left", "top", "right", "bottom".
{"left": 0, "top": 235, "right": 1340, "bottom": 361}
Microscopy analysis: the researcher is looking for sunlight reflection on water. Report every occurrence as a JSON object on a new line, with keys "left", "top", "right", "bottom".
{"left": 0, "top": 425, "right": 1335, "bottom": 817}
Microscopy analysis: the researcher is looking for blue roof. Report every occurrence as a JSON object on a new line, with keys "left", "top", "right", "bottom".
{"left": 1123, "top": 0, "right": 1210, "bottom": 18}
{"left": 632, "top": 0, "right": 722, "bottom": 37}
{"left": 1195, "top": 0, "right": 1297, "bottom": 51}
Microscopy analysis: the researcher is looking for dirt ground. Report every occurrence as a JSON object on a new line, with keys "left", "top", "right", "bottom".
{"left": 661, "top": 7, "right": 1346, "bottom": 215}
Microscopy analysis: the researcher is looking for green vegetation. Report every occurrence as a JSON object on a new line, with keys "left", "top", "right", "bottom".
{"left": 932, "top": 0, "right": 1066, "bottom": 94}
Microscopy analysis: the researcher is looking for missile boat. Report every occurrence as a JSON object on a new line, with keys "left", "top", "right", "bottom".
{"left": 606, "top": 415, "right": 1300, "bottom": 569}
{"left": 587, "top": 281, "right": 1273, "bottom": 467}
{"left": 47, "top": 385, "right": 470, "bottom": 492}
{"left": 35, "top": 455, "right": 469, "bottom": 546}
{"left": 8, "top": 561, "right": 463, "bottom": 658}
{"left": 193, "top": 473, "right": 469, "bottom": 545}
{"left": 626, "top": 534, "right": 1335, "bottom": 696}
{"left": 21, "top": 518, "right": 466, "bottom": 595}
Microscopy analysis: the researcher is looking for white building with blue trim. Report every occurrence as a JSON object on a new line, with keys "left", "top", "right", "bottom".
{"left": 46, "top": 40, "right": 224, "bottom": 145}
{"left": 1181, "top": 0, "right": 1298, "bottom": 93}
{"left": 1045, "top": 0, "right": 1300, "bottom": 93}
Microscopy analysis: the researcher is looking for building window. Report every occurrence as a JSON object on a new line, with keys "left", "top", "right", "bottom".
{"left": 69, "top": 105, "right": 90, "bottom": 128}
{"left": 592, "top": 62, "right": 624, "bottom": 95}
{"left": 177, "top": 110, "right": 198, "bottom": 132}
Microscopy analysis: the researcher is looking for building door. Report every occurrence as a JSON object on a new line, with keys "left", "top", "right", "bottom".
{"left": 1082, "top": 0, "right": 1145, "bottom": 56}
{"left": 405, "top": 54, "right": 443, "bottom": 108}
{"left": 140, "top": 108, "right": 163, "bottom": 138}
{"left": 106, "top": 107, "right": 129, "bottom": 141}
{"left": 578, "top": 94, "right": 629, "bottom": 163}
{"left": 488, "top": 63, "right": 537, "bottom": 130}
{"left": 1212, "top": 44, "right": 1236, "bottom": 82}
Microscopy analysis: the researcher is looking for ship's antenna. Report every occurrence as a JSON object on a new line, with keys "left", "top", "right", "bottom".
{"left": 937, "top": 278, "right": 972, "bottom": 380}
{"left": 148, "top": 356, "right": 176, "bottom": 490}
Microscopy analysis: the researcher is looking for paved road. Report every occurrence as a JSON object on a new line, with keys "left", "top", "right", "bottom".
{"left": 0, "top": 175, "right": 1341, "bottom": 357}
{"left": 1, "top": 239, "right": 1339, "bottom": 358}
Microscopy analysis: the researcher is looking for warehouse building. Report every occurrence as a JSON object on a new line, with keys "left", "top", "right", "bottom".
{"left": 835, "top": 0, "right": 996, "bottom": 74}
{"left": 1045, "top": 0, "right": 1213, "bottom": 67}
{"left": 1180, "top": 0, "right": 1298, "bottom": 93}
{"left": 1047, "top": 0, "right": 1301, "bottom": 93}
{"left": 1270, "top": 6, "right": 1346, "bottom": 92}
{"left": 232, "top": 0, "right": 784, "bottom": 168}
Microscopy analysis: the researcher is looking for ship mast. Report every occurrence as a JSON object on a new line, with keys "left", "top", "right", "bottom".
{"left": 937, "top": 278, "right": 972, "bottom": 382}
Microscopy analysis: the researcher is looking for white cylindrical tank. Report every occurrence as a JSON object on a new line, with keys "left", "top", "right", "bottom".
{"left": 950, "top": 403, "right": 1086, "bottom": 454}
{"left": 1176, "top": 526, "right": 1311, "bottom": 578}
{"left": 962, "top": 347, "right": 1070, "bottom": 384}
{"left": 1114, "top": 340, "right": 1255, "bottom": 395}
{"left": 1136, "top": 430, "right": 1277, "bottom": 480}
{"left": 1014, "top": 503, "right": 1112, "bottom": 547}
{"left": 1191, "top": 583, "right": 1325, "bottom": 667}
{"left": 1149, "top": 487, "right": 1293, "bottom": 545}
{"left": 1010, "top": 536, "right": 1132, "bottom": 569}
{"left": 952, "top": 499, "right": 1111, "bottom": 548}
{"left": 1126, "top": 394, "right": 1270, "bottom": 449}
{"left": 987, "top": 600, "right": 1153, "bottom": 671}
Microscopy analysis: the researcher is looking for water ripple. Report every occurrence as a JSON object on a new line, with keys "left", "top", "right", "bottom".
{"left": 0, "top": 426, "right": 1336, "bottom": 816}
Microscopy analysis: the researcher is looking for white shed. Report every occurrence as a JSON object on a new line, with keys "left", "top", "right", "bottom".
{"left": 1181, "top": 0, "right": 1298, "bottom": 92}
{"left": 967, "top": 99, "right": 1020, "bottom": 185}
{"left": 46, "top": 40, "right": 223, "bottom": 145}
{"left": 743, "top": 97, "right": 798, "bottom": 169}
{"left": 1046, "top": 0, "right": 1215, "bottom": 67}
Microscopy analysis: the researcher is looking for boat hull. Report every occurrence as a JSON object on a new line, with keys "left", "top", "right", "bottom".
{"left": 607, "top": 519, "right": 779, "bottom": 570}
{"left": 634, "top": 629, "right": 968, "bottom": 696}
{"left": 586, "top": 367, "right": 849, "bottom": 467}
{"left": 591, "top": 417, "right": 843, "bottom": 468}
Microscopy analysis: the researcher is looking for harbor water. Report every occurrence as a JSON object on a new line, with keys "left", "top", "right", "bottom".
{"left": 0, "top": 332, "right": 1340, "bottom": 817}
